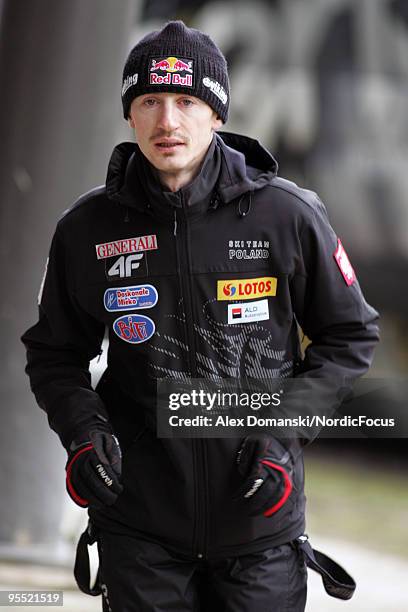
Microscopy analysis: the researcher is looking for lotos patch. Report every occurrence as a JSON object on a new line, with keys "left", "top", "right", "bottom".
{"left": 217, "top": 277, "right": 277, "bottom": 301}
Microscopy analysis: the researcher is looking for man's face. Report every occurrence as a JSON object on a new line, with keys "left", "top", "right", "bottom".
{"left": 128, "top": 93, "right": 222, "bottom": 187}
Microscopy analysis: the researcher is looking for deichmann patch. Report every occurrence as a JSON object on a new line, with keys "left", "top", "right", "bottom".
{"left": 113, "top": 314, "right": 155, "bottom": 344}
{"left": 333, "top": 238, "right": 356, "bottom": 286}
{"left": 149, "top": 56, "right": 194, "bottom": 87}
{"left": 217, "top": 277, "right": 277, "bottom": 301}
{"left": 104, "top": 284, "right": 158, "bottom": 312}
{"left": 228, "top": 299, "right": 269, "bottom": 325}
{"left": 95, "top": 234, "right": 157, "bottom": 260}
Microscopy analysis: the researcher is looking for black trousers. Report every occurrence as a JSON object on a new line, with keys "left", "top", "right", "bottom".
{"left": 97, "top": 531, "right": 307, "bottom": 612}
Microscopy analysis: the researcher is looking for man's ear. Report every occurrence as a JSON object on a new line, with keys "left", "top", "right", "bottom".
{"left": 128, "top": 116, "right": 135, "bottom": 129}
{"left": 212, "top": 115, "right": 223, "bottom": 131}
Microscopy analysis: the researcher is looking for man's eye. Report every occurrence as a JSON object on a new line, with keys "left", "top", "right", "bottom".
{"left": 144, "top": 99, "right": 157, "bottom": 106}
{"left": 181, "top": 99, "right": 194, "bottom": 106}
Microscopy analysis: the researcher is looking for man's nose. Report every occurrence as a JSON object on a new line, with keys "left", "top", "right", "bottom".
{"left": 156, "top": 102, "right": 180, "bottom": 131}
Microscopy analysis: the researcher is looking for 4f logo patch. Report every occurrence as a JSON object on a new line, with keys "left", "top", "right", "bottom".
{"left": 107, "top": 254, "right": 145, "bottom": 279}
{"left": 333, "top": 239, "right": 356, "bottom": 286}
{"left": 96, "top": 234, "right": 157, "bottom": 281}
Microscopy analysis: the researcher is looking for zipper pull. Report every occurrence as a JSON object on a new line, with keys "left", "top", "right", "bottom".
{"left": 173, "top": 208, "right": 177, "bottom": 236}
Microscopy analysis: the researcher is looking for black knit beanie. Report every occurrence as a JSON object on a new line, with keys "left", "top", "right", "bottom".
{"left": 121, "top": 21, "right": 229, "bottom": 123}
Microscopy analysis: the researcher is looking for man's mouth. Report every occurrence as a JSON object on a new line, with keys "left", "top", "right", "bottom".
{"left": 154, "top": 139, "right": 185, "bottom": 150}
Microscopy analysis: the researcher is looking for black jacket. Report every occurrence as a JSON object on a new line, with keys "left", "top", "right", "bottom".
{"left": 22, "top": 132, "right": 379, "bottom": 559}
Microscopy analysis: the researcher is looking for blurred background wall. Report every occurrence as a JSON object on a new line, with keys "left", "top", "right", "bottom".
{"left": 0, "top": 0, "right": 138, "bottom": 561}
{"left": 0, "top": 0, "right": 407, "bottom": 597}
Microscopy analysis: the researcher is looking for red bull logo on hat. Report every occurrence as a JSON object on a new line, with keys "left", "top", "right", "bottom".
{"left": 149, "top": 56, "right": 194, "bottom": 87}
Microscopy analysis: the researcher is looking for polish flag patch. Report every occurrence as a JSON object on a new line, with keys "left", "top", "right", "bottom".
{"left": 333, "top": 238, "right": 356, "bottom": 286}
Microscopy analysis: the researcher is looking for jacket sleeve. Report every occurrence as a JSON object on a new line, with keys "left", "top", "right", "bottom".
{"left": 21, "top": 223, "right": 108, "bottom": 449}
{"left": 288, "top": 195, "right": 380, "bottom": 440}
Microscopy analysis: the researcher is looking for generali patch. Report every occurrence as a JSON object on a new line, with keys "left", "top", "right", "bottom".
{"left": 95, "top": 234, "right": 158, "bottom": 260}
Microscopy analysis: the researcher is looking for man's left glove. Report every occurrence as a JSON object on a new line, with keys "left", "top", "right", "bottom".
{"left": 65, "top": 417, "right": 123, "bottom": 509}
{"left": 236, "top": 435, "right": 294, "bottom": 517}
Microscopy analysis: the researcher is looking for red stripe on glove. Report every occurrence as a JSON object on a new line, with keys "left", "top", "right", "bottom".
{"left": 260, "top": 459, "right": 293, "bottom": 517}
{"left": 66, "top": 444, "right": 93, "bottom": 507}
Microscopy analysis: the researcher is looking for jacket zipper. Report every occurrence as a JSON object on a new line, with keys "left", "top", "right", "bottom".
{"left": 174, "top": 197, "right": 208, "bottom": 559}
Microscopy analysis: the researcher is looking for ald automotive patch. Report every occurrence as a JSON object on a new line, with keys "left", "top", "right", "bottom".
{"left": 104, "top": 285, "right": 158, "bottom": 312}
{"left": 217, "top": 277, "right": 277, "bottom": 301}
{"left": 228, "top": 299, "right": 269, "bottom": 324}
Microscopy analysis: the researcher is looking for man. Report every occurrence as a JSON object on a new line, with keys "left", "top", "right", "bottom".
{"left": 22, "top": 20, "right": 379, "bottom": 612}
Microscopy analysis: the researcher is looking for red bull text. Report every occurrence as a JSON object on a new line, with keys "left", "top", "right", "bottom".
{"left": 149, "top": 56, "right": 194, "bottom": 87}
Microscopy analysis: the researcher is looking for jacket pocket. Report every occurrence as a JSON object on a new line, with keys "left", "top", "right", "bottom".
{"left": 96, "top": 370, "right": 147, "bottom": 452}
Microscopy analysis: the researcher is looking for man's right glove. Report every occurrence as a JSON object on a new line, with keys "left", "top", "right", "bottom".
{"left": 65, "top": 416, "right": 123, "bottom": 508}
{"left": 236, "top": 435, "right": 294, "bottom": 517}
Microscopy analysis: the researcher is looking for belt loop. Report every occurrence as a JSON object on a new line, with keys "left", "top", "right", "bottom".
{"left": 292, "top": 534, "right": 356, "bottom": 600}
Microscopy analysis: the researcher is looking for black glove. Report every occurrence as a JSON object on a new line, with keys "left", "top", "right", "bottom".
{"left": 65, "top": 416, "right": 123, "bottom": 508}
{"left": 236, "top": 435, "right": 294, "bottom": 517}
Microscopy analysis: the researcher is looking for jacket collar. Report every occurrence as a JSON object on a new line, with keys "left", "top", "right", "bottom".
{"left": 138, "top": 135, "right": 221, "bottom": 221}
{"left": 106, "top": 131, "right": 278, "bottom": 221}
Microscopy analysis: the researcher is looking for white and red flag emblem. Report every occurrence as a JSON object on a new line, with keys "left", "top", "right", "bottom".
{"left": 333, "top": 238, "right": 356, "bottom": 286}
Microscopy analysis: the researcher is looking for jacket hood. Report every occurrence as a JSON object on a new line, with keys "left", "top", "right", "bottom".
{"left": 105, "top": 131, "right": 278, "bottom": 217}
